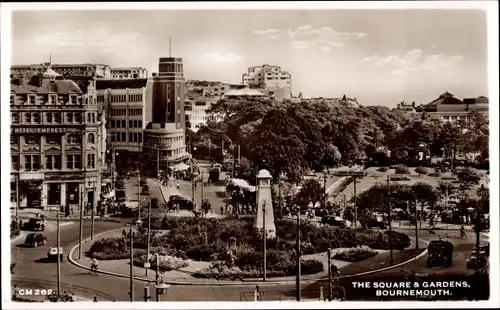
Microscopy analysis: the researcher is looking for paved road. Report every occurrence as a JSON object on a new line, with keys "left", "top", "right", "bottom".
{"left": 11, "top": 214, "right": 482, "bottom": 302}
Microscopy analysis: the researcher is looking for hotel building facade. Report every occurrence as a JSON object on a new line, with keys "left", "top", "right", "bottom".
{"left": 10, "top": 70, "right": 106, "bottom": 211}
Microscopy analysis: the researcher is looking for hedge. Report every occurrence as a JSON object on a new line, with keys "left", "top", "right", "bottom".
{"left": 333, "top": 245, "right": 378, "bottom": 262}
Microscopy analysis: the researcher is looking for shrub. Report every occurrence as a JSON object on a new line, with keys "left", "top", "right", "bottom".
{"left": 300, "top": 259, "right": 324, "bottom": 274}
{"left": 377, "top": 167, "right": 389, "bottom": 172}
{"left": 134, "top": 254, "right": 189, "bottom": 271}
{"left": 415, "top": 166, "right": 429, "bottom": 176}
{"left": 429, "top": 171, "right": 442, "bottom": 177}
{"left": 390, "top": 175, "right": 410, "bottom": 181}
{"left": 441, "top": 176, "right": 457, "bottom": 180}
{"left": 92, "top": 249, "right": 145, "bottom": 260}
{"left": 368, "top": 231, "right": 411, "bottom": 250}
{"left": 394, "top": 165, "right": 410, "bottom": 175}
{"left": 333, "top": 245, "right": 378, "bottom": 262}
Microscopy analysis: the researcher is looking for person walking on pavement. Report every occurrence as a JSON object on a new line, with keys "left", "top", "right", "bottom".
{"left": 93, "top": 296, "right": 98, "bottom": 302}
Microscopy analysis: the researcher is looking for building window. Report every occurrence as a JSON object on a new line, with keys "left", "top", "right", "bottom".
{"left": 69, "top": 95, "right": 77, "bottom": 105}
{"left": 28, "top": 94, "right": 36, "bottom": 105}
{"left": 45, "top": 155, "right": 61, "bottom": 170}
{"left": 46, "top": 136, "right": 59, "bottom": 145}
{"left": 129, "top": 120, "right": 133, "bottom": 128}
{"left": 25, "top": 113, "right": 32, "bottom": 123}
{"left": 11, "top": 94, "right": 15, "bottom": 105}
{"left": 46, "top": 112, "right": 53, "bottom": 123}
{"left": 11, "top": 135, "right": 18, "bottom": 145}
{"left": 92, "top": 113, "right": 96, "bottom": 123}
{"left": 33, "top": 113, "right": 41, "bottom": 124}
{"left": 87, "top": 113, "right": 91, "bottom": 124}
{"left": 49, "top": 94, "right": 57, "bottom": 105}
{"left": 67, "top": 112, "right": 74, "bottom": 123}
{"left": 129, "top": 133, "right": 134, "bottom": 142}
{"left": 75, "top": 112, "right": 82, "bottom": 123}
{"left": 111, "top": 120, "right": 115, "bottom": 128}
{"left": 11, "top": 155, "right": 19, "bottom": 170}
{"left": 11, "top": 113, "right": 19, "bottom": 124}
{"left": 24, "top": 155, "right": 40, "bottom": 171}
{"left": 121, "top": 120, "right": 126, "bottom": 128}
{"left": 54, "top": 113, "right": 61, "bottom": 124}
{"left": 25, "top": 135, "right": 38, "bottom": 145}
{"left": 138, "top": 120, "right": 142, "bottom": 128}
{"left": 111, "top": 133, "right": 116, "bottom": 142}
{"left": 87, "top": 154, "right": 95, "bottom": 168}
{"left": 47, "top": 183, "right": 61, "bottom": 205}
{"left": 67, "top": 134, "right": 81, "bottom": 145}
{"left": 88, "top": 133, "right": 95, "bottom": 144}
{"left": 66, "top": 154, "right": 81, "bottom": 169}
{"left": 121, "top": 132, "right": 126, "bottom": 142}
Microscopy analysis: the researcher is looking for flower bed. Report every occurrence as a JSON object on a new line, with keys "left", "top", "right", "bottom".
{"left": 134, "top": 254, "right": 190, "bottom": 271}
{"left": 333, "top": 245, "right": 378, "bottom": 262}
{"left": 193, "top": 258, "right": 323, "bottom": 279}
{"left": 86, "top": 217, "right": 410, "bottom": 276}
{"left": 394, "top": 165, "right": 410, "bottom": 175}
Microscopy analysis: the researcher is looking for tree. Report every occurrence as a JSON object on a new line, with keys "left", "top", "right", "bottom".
{"left": 294, "top": 179, "right": 323, "bottom": 209}
{"left": 235, "top": 157, "right": 257, "bottom": 184}
{"left": 412, "top": 182, "right": 439, "bottom": 218}
{"left": 325, "top": 144, "right": 342, "bottom": 168}
{"left": 439, "top": 122, "right": 463, "bottom": 167}
{"left": 457, "top": 167, "right": 481, "bottom": 190}
{"left": 415, "top": 166, "right": 429, "bottom": 176}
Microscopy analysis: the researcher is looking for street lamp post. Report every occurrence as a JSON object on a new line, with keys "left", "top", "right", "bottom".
{"left": 296, "top": 207, "right": 301, "bottom": 301}
{"left": 145, "top": 201, "right": 152, "bottom": 277}
{"left": 126, "top": 224, "right": 136, "bottom": 302}
{"left": 386, "top": 175, "right": 394, "bottom": 266}
{"left": 262, "top": 201, "right": 267, "bottom": 281}
{"left": 155, "top": 282, "right": 170, "bottom": 302}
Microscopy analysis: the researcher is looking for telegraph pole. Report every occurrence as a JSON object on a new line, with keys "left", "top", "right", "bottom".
{"left": 146, "top": 202, "right": 152, "bottom": 276}
{"left": 15, "top": 175, "right": 20, "bottom": 223}
{"left": 56, "top": 207, "right": 61, "bottom": 296}
{"left": 296, "top": 210, "right": 301, "bottom": 301}
{"left": 91, "top": 185, "right": 95, "bottom": 240}
{"left": 79, "top": 182, "right": 84, "bottom": 260}
{"left": 111, "top": 147, "right": 116, "bottom": 190}
{"left": 387, "top": 176, "right": 394, "bottom": 266}
{"left": 129, "top": 225, "right": 134, "bottom": 302}
{"left": 327, "top": 248, "right": 332, "bottom": 301}
{"left": 414, "top": 193, "right": 419, "bottom": 250}
{"left": 263, "top": 201, "right": 267, "bottom": 281}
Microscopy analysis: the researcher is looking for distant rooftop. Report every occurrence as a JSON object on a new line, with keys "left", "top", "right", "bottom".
{"left": 11, "top": 77, "right": 83, "bottom": 94}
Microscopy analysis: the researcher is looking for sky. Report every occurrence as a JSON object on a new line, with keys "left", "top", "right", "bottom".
{"left": 10, "top": 9, "right": 489, "bottom": 107}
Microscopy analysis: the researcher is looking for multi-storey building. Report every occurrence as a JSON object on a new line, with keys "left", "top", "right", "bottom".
{"left": 10, "top": 69, "right": 105, "bottom": 211}
{"left": 144, "top": 57, "right": 189, "bottom": 176}
{"left": 186, "top": 80, "right": 243, "bottom": 98}
{"left": 96, "top": 79, "right": 147, "bottom": 155}
{"left": 184, "top": 88, "right": 219, "bottom": 131}
{"left": 110, "top": 67, "right": 148, "bottom": 79}
{"left": 11, "top": 63, "right": 111, "bottom": 79}
{"left": 242, "top": 64, "right": 292, "bottom": 101}
{"left": 417, "top": 92, "right": 489, "bottom": 123}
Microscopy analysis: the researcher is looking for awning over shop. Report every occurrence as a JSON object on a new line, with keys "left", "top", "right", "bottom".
{"left": 104, "top": 190, "right": 115, "bottom": 199}
{"left": 169, "top": 163, "right": 190, "bottom": 171}
{"left": 20, "top": 173, "right": 44, "bottom": 181}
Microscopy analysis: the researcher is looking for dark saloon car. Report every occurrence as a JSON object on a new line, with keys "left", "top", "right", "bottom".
{"left": 151, "top": 198, "right": 159, "bottom": 209}
{"left": 140, "top": 179, "right": 148, "bottom": 187}
{"left": 427, "top": 240, "right": 454, "bottom": 267}
{"left": 167, "top": 195, "right": 194, "bottom": 210}
{"left": 321, "top": 216, "right": 350, "bottom": 228}
{"left": 366, "top": 218, "right": 388, "bottom": 229}
{"left": 24, "top": 233, "right": 47, "bottom": 247}
{"left": 23, "top": 218, "right": 45, "bottom": 231}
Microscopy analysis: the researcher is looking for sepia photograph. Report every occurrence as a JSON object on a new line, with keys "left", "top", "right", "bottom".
{"left": 1, "top": 1, "right": 498, "bottom": 308}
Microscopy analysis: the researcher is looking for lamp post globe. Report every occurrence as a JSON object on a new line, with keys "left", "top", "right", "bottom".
{"left": 155, "top": 282, "right": 170, "bottom": 296}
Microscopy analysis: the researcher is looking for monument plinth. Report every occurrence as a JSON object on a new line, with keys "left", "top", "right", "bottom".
{"left": 254, "top": 169, "right": 276, "bottom": 238}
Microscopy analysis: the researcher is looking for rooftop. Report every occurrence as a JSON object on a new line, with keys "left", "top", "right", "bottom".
{"left": 223, "top": 87, "right": 266, "bottom": 97}
{"left": 11, "top": 77, "right": 83, "bottom": 94}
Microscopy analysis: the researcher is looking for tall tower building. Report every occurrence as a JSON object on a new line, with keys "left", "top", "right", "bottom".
{"left": 150, "top": 57, "right": 186, "bottom": 130}
{"left": 143, "top": 55, "right": 189, "bottom": 177}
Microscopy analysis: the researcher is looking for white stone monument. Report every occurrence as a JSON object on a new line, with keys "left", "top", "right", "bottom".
{"left": 254, "top": 169, "right": 276, "bottom": 238}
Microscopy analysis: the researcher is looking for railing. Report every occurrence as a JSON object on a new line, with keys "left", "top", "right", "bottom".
{"left": 11, "top": 277, "right": 116, "bottom": 301}
{"left": 240, "top": 288, "right": 324, "bottom": 301}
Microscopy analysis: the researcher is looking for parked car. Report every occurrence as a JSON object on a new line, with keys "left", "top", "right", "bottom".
{"left": 23, "top": 218, "right": 45, "bottom": 231}
{"left": 167, "top": 194, "right": 194, "bottom": 210}
{"left": 24, "top": 233, "right": 47, "bottom": 247}
{"left": 116, "top": 180, "right": 125, "bottom": 189}
{"left": 427, "top": 240, "right": 454, "bottom": 267}
{"left": 116, "top": 189, "right": 127, "bottom": 202}
{"left": 151, "top": 198, "right": 159, "bottom": 209}
{"left": 47, "top": 247, "right": 64, "bottom": 262}
{"left": 471, "top": 242, "right": 490, "bottom": 256}
{"left": 466, "top": 253, "right": 488, "bottom": 270}
{"left": 141, "top": 186, "right": 150, "bottom": 195}
{"left": 366, "top": 218, "right": 388, "bottom": 229}
{"left": 321, "top": 216, "right": 350, "bottom": 228}
{"left": 140, "top": 179, "right": 147, "bottom": 187}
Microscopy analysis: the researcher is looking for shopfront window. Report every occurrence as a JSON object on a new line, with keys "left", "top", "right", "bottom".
{"left": 47, "top": 183, "right": 61, "bottom": 205}
{"left": 66, "top": 183, "right": 79, "bottom": 205}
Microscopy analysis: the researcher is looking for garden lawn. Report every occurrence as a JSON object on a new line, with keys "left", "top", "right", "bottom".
{"left": 337, "top": 167, "right": 489, "bottom": 201}
{"left": 338, "top": 248, "right": 425, "bottom": 275}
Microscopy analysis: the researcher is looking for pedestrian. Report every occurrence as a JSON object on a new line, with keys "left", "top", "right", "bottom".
{"left": 176, "top": 181, "right": 180, "bottom": 190}
{"left": 70, "top": 292, "right": 76, "bottom": 302}
{"left": 220, "top": 206, "right": 224, "bottom": 214}
{"left": 93, "top": 296, "right": 98, "bottom": 302}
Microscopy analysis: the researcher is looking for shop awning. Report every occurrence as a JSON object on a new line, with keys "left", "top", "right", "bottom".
{"left": 169, "top": 163, "right": 190, "bottom": 171}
